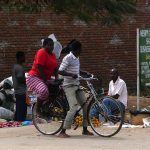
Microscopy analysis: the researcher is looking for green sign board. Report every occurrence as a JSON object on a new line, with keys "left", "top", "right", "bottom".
{"left": 139, "top": 28, "right": 150, "bottom": 86}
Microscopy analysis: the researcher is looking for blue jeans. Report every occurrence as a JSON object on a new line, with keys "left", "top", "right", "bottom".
{"left": 102, "top": 97, "right": 125, "bottom": 116}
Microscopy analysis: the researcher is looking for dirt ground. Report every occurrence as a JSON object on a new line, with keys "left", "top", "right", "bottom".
{"left": 0, "top": 125, "right": 150, "bottom": 150}
{"left": 0, "top": 96, "right": 150, "bottom": 150}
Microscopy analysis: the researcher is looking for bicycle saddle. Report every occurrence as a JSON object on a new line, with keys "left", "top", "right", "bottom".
{"left": 46, "top": 79, "right": 64, "bottom": 86}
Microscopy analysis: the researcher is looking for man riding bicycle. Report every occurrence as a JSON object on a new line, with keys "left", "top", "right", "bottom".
{"left": 58, "top": 40, "right": 93, "bottom": 138}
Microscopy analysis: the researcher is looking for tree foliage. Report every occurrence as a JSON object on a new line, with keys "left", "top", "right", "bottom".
{"left": 0, "top": 0, "right": 136, "bottom": 25}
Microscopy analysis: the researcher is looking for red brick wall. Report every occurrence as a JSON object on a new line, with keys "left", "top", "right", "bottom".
{"left": 0, "top": 0, "right": 149, "bottom": 90}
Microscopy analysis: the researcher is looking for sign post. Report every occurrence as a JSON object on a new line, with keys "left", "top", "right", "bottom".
{"left": 137, "top": 28, "right": 140, "bottom": 110}
{"left": 137, "top": 28, "right": 150, "bottom": 110}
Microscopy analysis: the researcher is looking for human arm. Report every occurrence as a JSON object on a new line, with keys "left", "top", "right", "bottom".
{"left": 36, "top": 49, "right": 49, "bottom": 83}
{"left": 108, "top": 85, "right": 120, "bottom": 99}
{"left": 80, "top": 70, "right": 91, "bottom": 77}
{"left": 58, "top": 55, "right": 78, "bottom": 79}
{"left": 58, "top": 70, "right": 78, "bottom": 79}
{"left": 37, "top": 64, "right": 47, "bottom": 83}
{"left": 108, "top": 80, "right": 125, "bottom": 99}
{"left": 15, "top": 67, "right": 26, "bottom": 84}
{"left": 16, "top": 75, "right": 26, "bottom": 84}
{"left": 111, "top": 94, "right": 120, "bottom": 99}
{"left": 53, "top": 67, "right": 59, "bottom": 80}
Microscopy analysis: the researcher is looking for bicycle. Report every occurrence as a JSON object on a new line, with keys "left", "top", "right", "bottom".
{"left": 32, "top": 75, "right": 124, "bottom": 137}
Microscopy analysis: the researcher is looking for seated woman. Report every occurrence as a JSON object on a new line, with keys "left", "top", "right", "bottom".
{"left": 0, "top": 79, "right": 15, "bottom": 112}
{"left": 0, "top": 79, "right": 15, "bottom": 120}
{"left": 26, "top": 38, "right": 58, "bottom": 115}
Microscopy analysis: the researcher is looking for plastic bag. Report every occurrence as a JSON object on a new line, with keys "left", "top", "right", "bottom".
{"left": 143, "top": 117, "right": 150, "bottom": 127}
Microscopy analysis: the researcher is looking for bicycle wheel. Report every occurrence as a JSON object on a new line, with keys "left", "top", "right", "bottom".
{"left": 88, "top": 97, "right": 124, "bottom": 137}
{"left": 32, "top": 98, "right": 66, "bottom": 135}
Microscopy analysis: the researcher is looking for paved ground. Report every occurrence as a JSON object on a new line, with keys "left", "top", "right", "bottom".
{"left": 0, "top": 125, "right": 150, "bottom": 150}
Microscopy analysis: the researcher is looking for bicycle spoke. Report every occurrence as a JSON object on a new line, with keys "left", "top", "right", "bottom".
{"left": 88, "top": 98, "right": 124, "bottom": 137}
{"left": 32, "top": 102, "right": 64, "bottom": 135}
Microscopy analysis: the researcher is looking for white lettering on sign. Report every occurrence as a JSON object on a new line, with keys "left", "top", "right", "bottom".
{"left": 141, "top": 62, "right": 148, "bottom": 65}
{"left": 140, "top": 30, "right": 150, "bottom": 37}
{"left": 141, "top": 65, "right": 149, "bottom": 70}
{"left": 146, "top": 38, "right": 150, "bottom": 45}
{"left": 140, "top": 46, "right": 150, "bottom": 52}
{"left": 141, "top": 61, "right": 150, "bottom": 78}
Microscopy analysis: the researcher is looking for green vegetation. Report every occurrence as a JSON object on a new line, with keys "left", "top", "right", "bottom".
{"left": 0, "top": 0, "right": 136, "bottom": 25}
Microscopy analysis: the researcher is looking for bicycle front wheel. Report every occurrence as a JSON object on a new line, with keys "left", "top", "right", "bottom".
{"left": 32, "top": 100, "right": 65, "bottom": 135}
{"left": 88, "top": 97, "right": 124, "bottom": 137}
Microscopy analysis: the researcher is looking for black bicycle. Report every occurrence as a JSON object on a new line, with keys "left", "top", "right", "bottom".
{"left": 32, "top": 75, "right": 124, "bottom": 137}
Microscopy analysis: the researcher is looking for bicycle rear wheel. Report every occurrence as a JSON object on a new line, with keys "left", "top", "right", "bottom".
{"left": 32, "top": 99, "right": 66, "bottom": 135}
{"left": 88, "top": 97, "right": 124, "bottom": 137}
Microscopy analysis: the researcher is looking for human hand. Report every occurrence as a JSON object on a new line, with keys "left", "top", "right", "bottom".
{"left": 82, "top": 72, "right": 92, "bottom": 78}
{"left": 72, "top": 74, "right": 78, "bottom": 79}
{"left": 86, "top": 72, "right": 92, "bottom": 78}
{"left": 45, "top": 80, "right": 50, "bottom": 85}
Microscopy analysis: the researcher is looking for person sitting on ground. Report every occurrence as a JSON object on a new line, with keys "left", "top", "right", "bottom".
{"left": 102, "top": 68, "right": 128, "bottom": 116}
{"left": 0, "top": 105, "right": 14, "bottom": 121}
{"left": 0, "top": 79, "right": 15, "bottom": 121}
{"left": 0, "top": 79, "right": 15, "bottom": 112}
{"left": 58, "top": 40, "right": 93, "bottom": 138}
{"left": 26, "top": 38, "right": 58, "bottom": 115}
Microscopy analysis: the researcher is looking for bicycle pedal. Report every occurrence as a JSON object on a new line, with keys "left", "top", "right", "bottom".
{"left": 73, "top": 125, "right": 79, "bottom": 130}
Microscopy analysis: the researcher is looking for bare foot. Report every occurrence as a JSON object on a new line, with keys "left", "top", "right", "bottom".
{"left": 58, "top": 133, "right": 70, "bottom": 138}
{"left": 82, "top": 130, "right": 94, "bottom": 136}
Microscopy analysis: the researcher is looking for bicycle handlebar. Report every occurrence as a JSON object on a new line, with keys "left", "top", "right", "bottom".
{"left": 78, "top": 74, "right": 98, "bottom": 81}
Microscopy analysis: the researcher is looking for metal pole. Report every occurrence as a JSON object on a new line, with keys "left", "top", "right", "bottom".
{"left": 137, "top": 28, "right": 140, "bottom": 111}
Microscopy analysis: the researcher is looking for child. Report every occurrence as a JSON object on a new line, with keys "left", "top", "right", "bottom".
{"left": 12, "top": 51, "right": 27, "bottom": 121}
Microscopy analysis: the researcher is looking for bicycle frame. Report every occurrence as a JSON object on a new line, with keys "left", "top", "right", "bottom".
{"left": 79, "top": 75, "right": 102, "bottom": 102}
{"left": 74, "top": 78, "right": 96, "bottom": 110}
{"left": 73, "top": 75, "right": 102, "bottom": 129}
{"left": 85, "top": 79, "right": 99, "bottom": 101}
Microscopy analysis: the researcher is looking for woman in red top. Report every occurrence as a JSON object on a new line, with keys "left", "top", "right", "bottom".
{"left": 26, "top": 38, "right": 58, "bottom": 114}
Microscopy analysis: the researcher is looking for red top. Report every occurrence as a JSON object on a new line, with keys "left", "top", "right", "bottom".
{"left": 29, "top": 48, "right": 58, "bottom": 80}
